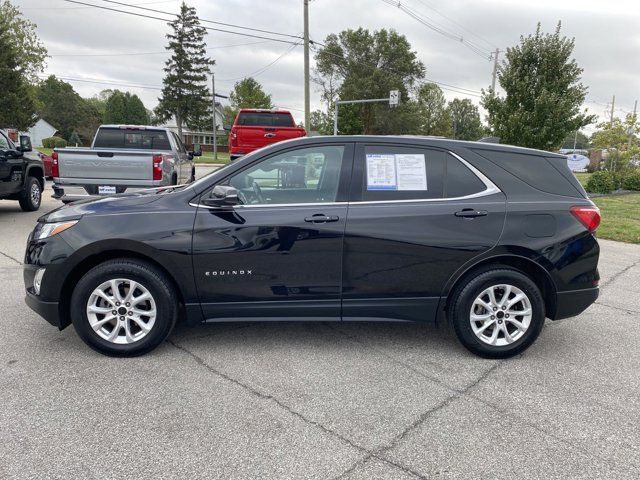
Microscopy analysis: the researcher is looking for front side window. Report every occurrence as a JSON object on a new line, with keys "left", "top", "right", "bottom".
{"left": 359, "top": 146, "right": 445, "bottom": 201}
{"left": 228, "top": 145, "right": 345, "bottom": 205}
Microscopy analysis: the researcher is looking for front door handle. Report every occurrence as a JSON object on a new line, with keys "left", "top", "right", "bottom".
{"left": 304, "top": 214, "right": 339, "bottom": 223}
{"left": 455, "top": 209, "right": 488, "bottom": 218}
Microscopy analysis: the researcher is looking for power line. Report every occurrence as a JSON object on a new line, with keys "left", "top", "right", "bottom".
{"left": 97, "top": 0, "right": 303, "bottom": 40}
{"left": 379, "top": 0, "right": 492, "bottom": 60}
{"left": 49, "top": 40, "right": 276, "bottom": 57}
{"left": 411, "top": 0, "right": 498, "bottom": 50}
{"left": 218, "top": 42, "right": 302, "bottom": 82}
{"left": 61, "top": 0, "right": 302, "bottom": 45}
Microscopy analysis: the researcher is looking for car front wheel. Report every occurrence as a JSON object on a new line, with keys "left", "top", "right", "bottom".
{"left": 70, "top": 259, "right": 178, "bottom": 356}
{"left": 449, "top": 268, "right": 545, "bottom": 359}
{"left": 19, "top": 176, "right": 42, "bottom": 212}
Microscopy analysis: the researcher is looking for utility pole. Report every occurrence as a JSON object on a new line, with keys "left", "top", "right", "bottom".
{"left": 303, "top": 0, "right": 310, "bottom": 131}
{"left": 610, "top": 94, "right": 615, "bottom": 127}
{"left": 490, "top": 48, "right": 500, "bottom": 92}
{"left": 212, "top": 72, "right": 217, "bottom": 161}
{"left": 629, "top": 99, "right": 638, "bottom": 146}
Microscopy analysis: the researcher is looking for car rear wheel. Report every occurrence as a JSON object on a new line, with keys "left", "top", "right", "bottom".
{"left": 449, "top": 268, "right": 545, "bottom": 359}
{"left": 19, "top": 176, "right": 42, "bottom": 212}
{"left": 70, "top": 259, "right": 178, "bottom": 357}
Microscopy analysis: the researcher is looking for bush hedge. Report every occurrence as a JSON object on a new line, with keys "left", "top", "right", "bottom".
{"left": 586, "top": 169, "right": 640, "bottom": 194}
{"left": 622, "top": 170, "right": 640, "bottom": 191}
{"left": 42, "top": 136, "right": 67, "bottom": 148}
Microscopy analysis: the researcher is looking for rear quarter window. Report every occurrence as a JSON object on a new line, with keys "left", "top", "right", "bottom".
{"left": 445, "top": 154, "right": 486, "bottom": 197}
{"left": 472, "top": 149, "right": 583, "bottom": 198}
{"left": 94, "top": 128, "right": 172, "bottom": 150}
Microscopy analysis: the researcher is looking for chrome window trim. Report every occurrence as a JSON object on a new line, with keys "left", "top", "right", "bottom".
{"left": 190, "top": 150, "right": 501, "bottom": 209}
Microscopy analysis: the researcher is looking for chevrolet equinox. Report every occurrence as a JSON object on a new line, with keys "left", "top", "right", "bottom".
{"left": 24, "top": 136, "right": 600, "bottom": 358}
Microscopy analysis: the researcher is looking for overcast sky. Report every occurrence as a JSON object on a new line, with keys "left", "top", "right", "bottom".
{"left": 16, "top": 0, "right": 640, "bottom": 131}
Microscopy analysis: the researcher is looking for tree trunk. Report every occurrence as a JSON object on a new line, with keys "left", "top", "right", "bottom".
{"left": 176, "top": 111, "right": 183, "bottom": 139}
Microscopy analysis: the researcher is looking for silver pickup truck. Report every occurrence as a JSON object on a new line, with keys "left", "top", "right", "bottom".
{"left": 52, "top": 125, "right": 200, "bottom": 202}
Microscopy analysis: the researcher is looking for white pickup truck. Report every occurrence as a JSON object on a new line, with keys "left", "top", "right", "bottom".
{"left": 52, "top": 125, "right": 200, "bottom": 202}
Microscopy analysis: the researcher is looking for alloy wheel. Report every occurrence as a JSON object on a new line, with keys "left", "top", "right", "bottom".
{"left": 86, "top": 278, "right": 157, "bottom": 344}
{"left": 469, "top": 284, "right": 532, "bottom": 346}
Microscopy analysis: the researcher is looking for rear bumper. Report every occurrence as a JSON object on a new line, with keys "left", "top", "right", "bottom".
{"left": 52, "top": 183, "right": 161, "bottom": 202}
{"left": 25, "top": 291, "right": 61, "bottom": 328}
{"left": 551, "top": 287, "right": 599, "bottom": 320}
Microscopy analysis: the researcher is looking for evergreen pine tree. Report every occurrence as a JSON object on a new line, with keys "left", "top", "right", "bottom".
{"left": 155, "top": 2, "right": 213, "bottom": 137}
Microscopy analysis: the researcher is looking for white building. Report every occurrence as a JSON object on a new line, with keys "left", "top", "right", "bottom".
{"left": 26, "top": 119, "right": 59, "bottom": 147}
{"left": 161, "top": 103, "right": 227, "bottom": 150}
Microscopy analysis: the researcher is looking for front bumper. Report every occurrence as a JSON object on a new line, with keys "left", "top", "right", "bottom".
{"left": 25, "top": 290, "right": 61, "bottom": 328}
{"left": 551, "top": 287, "right": 599, "bottom": 320}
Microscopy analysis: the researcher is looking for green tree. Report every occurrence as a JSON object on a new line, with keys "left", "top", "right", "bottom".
{"left": 315, "top": 28, "right": 425, "bottom": 134}
{"left": 155, "top": 2, "right": 213, "bottom": 137}
{"left": 448, "top": 98, "right": 483, "bottom": 140}
{"left": 0, "top": 0, "right": 47, "bottom": 77}
{"left": 482, "top": 23, "right": 594, "bottom": 150}
{"left": 104, "top": 91, "right": 149, "bottom": 124}
{"left": 561, "top": 130, "right": 590, "bottom": 150}
{"left": 68, "top": 131, "right": 81, "bottom": 146}
{"left": 36, "top": 76, "right": 85, "bottom": 139}
{"left": 590, "top": 114, "right": 639, "bottom": 172}
{"left": 228, "top": 77, "right": 273, "bottom": 120}
{"left": 308, "top": 109, "right": 332, "bottom": 134}
{"left": 0, "top": 26, "right": 37, "bottom": 129}
{"left": 415, "top": 83, "right": 452, "bottom": 136}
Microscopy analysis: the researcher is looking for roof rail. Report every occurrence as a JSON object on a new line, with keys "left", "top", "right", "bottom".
{"left": 477, "top": 136, "right": 500, "bottom": 143}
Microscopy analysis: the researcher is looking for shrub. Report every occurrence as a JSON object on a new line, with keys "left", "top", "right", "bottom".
{"left": 42, "top": 136, "right": 67, "bottom": 148}
{"left": 622, "top": 170, "right": 640, "bottom": 191}
{"left": 585, "top": 171, "right": 616, "bottom": 194}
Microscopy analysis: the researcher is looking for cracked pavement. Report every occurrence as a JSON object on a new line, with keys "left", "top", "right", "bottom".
{"left": 1, "top": 182, "right": 639, "bottom": 479}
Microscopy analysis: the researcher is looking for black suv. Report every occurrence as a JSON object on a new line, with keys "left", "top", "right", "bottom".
{"left": 24, "top": 136, "right": 600, "bottom": 358}
{"left": 0, "top": 130, "right": 44, "bottom": 211}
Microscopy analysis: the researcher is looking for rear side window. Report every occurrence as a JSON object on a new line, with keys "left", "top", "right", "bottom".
{"left": 473, "top": 149, "right": 583, "bottom": 197}
{"left": 236, "top": 112, "right": 295, "bottom": 127}
{"left": 358, "top": 146, "right": 444, "bottom": 201}
{"left": 445, "top": 154, "right": 486, "bottom": 197}
{"left": 94, "top": 128, "right": 171, "bottom": 150}
{"left": 0, "top": 132, "right": 10, "bottom": 150}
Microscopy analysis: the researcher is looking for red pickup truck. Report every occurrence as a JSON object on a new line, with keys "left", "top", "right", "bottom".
{"left": 229, "top": 109, "right": 306, "bottom": 160}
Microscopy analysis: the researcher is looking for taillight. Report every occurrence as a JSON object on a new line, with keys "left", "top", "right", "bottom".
{"left": 51, "top": 151, "right": 59, "bottom": 178}
{"left": 152, "top": 154, "right": 163, "bottom": 181}
{"left": 570, "top": 206, "right": 601, "bottom": 232}
{"left": 230, "top": 128, "right": 238, "bottom": 147}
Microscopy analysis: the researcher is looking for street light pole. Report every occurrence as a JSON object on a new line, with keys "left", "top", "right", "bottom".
{"left": 212, "top": 72, "right": 217, "bottom": 161}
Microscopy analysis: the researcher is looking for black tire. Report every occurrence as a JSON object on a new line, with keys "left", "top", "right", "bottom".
{"left": 19, "top": 176, "right": 42, "bottom": 212}
{"left": 449, "top": 267, "right": 545, "bottom": 359}
{"left": 70, "top": 259, "right": 178, "bottom": 357}
{"left": 171, "top": 173, "right": 178, "bottom": 185}
{"left": 190, "top": 167, "right": 196, "bottom": 183}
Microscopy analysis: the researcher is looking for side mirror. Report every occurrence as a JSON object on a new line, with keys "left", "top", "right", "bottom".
{"left": 223, "top": 125, "right": 232, "bottom": 132}
{"left": 190, "top": 143, "right": 202, "bottom": 157}
{"left": 201, "top": 185, "right": 239, "bottom": 207}
{"left": 18, "top": 135, "right": 32, "bottom": 152}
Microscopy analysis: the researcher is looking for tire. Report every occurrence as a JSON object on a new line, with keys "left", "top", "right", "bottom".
{"left": 190, "top": 167, "right": 196, "bottom": 183}
{"left": 70, "top": 259, "right": 178, "bottom": 357}
{"left": 449, "top": 267, "right": 545, "bottom": 359}
{"left": 171, "top": 173, "right": 178, "bottom": 185}
{"left": 19, "top": 176, "right": 42, "bottom": 212}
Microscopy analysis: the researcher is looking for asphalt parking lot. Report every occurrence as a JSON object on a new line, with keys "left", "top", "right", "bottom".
{"left": 1, "top": 175, "right": 639, "bottom": 479}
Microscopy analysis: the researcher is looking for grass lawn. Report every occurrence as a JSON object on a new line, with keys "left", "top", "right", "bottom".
{"left": 592, "top": 193, "right": 640, "bottom": 244}
{"left": 573, "top": 172, "right": 591, "bottom": 188}
{"left": 197, "top": 151, "right": 230, "bottom": 164}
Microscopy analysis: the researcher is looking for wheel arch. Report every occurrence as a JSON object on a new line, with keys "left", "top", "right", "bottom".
{"left": 441, "top": 253, "right": 558, "bottom": 322}
{"left": 58, "top": 249, "right": 188, "bottom": 329}
{"left": 26, "top": 165, "right": 45, "bottom": 189}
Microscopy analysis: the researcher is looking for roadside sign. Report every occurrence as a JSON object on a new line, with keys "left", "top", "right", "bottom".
{"left": 389, "top": 90, "right": 400, "bottom": 107}
{"left": 566, "top": 153, "right": 590, "bottom": 171}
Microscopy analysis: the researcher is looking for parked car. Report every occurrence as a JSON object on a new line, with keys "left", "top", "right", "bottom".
{"left": 229, "top": 108, "right": 306, "bottom": 161}
{"left": 38, "top": 151, "right": 54, "bottom": 179}
{"left": 24, "top": 135, "right": 600, "bottom": 358}
{"left": 52, "top": 125, "right": 199, "bottom": 203}
{"left": 0, "top": 130, "right": 44, "bottom": 211}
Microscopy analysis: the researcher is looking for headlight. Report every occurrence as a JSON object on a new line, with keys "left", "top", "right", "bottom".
{"left": 34, "top": 220, "right": 78, "bottom": 240}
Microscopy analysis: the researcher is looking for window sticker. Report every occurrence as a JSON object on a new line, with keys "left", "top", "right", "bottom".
{"left": 396, "top": 154, "right": 427, "bottom": 190}
{"left": 366, "top": 154, "right": 397, "bottom": 190}
{"left": 366, "top": 153, "right": 428, "bottom": 191}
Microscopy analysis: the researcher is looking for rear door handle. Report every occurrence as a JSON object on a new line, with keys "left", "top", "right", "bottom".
{"left": 455, "top": 209, "right": 488, "bottom": 218}
{"left": 304, "top": 214, "right": 339, "bottom": 223}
